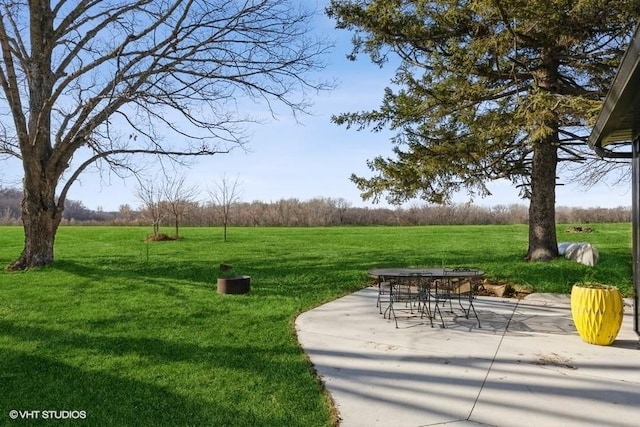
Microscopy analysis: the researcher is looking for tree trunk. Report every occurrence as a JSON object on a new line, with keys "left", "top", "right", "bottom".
{"left": 4, "top": 1, "right": 64, "bottom": 270}
{"left": 525, "top": 51, "right": 561, "bottom": 262}
{"left": 7, "top": 182, "right": 63, "bottom": 270}
{"left": 526, "top": 137, "right": 559, "bottom": 261}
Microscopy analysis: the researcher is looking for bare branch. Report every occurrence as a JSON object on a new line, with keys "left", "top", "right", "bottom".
{"left": 0, "top": 0, "right": 330, "bottom": 194}
{"left": 58, "top": 143, "right": 228, "bottom": 210}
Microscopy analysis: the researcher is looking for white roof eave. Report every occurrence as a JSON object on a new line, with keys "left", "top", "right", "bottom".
{"left": 588, "top": 24, "right": 640, "bottom": 151}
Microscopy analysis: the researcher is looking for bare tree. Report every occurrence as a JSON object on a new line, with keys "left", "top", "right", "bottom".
{"left": 163, "top": 176, "right": 199, "bottom": 238}
{"left": 136, "top": 179, "right": 166, "bottom": 238}
{"left": 0, "top": 1, "right": 330, "bottom": 270}
{"left": 334, "top": 197, "right": 351, "bottom": 225}
{"left": 118, "top": 204, "right": 134, "bottom": 223}
{"left": 208, "top": 176, "right": 242, "bottom": 242}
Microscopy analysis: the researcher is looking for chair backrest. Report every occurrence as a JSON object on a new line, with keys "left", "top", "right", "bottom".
{"left": 444, "top": 267, "right": 480, "bottom": 294}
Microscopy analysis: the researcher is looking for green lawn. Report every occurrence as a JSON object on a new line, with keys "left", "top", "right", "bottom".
{"left": 0, "top": 224, "right": 633, "bottom": 426}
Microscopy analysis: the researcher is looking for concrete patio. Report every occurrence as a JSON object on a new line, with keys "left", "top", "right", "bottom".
{"left": 295, "top": 287, "right": 640, "bottom": 426}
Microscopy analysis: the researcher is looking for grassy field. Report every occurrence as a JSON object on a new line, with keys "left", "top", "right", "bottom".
{"left": 0, "top": 224, "right": 632, "bottom": 426}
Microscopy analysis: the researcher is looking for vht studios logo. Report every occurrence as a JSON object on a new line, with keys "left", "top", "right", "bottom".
{"left": 9, "top": 410, "right": 87, "bottom": 420}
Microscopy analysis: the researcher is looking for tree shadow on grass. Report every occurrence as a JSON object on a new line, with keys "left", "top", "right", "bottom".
{"left": 51, "top": 240, "right": 634, "bottom": 300}
{"left": 53, "top": 259, "right": 217, "bottom": 288}
{"left": 0, "top": 349, "right": 212, "bottom": 427}
{"left": 0, "top": 319, "right": 328, "bottom": 427}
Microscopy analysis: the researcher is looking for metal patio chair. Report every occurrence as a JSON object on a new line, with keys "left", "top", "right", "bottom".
{"left": 433, "top": 267, "right": 481, "bottom": 328}
{"left": 383, "top": 274, "right": 422, "bottom": 328}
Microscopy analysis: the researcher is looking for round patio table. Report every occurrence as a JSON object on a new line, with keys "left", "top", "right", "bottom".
{"left": 368, "top": 267, "right": 484, "bottom": 328}
{"left": 368, "top": 267, "right": 484, "bottom": 279}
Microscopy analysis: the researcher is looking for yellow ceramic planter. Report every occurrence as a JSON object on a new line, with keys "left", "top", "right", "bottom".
{"left": 570, "top": 284, "right": 623, "bottom": 346}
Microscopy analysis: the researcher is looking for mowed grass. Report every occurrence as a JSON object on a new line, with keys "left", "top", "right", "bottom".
{"left": 0, "top": 224, "right": 632, "bottom": 426}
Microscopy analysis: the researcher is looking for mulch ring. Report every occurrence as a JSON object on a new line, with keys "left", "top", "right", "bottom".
{"left": 565, "top": 226, "right": 593, "bottom": 233}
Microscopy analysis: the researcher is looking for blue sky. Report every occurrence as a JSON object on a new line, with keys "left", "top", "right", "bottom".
{"left": 2, "top": 1, "right": 634, "bottom": 211}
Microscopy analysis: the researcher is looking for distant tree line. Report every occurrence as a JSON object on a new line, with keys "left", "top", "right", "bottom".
{"left": 0, "top": 186, "right": 631, "bottom": 228}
